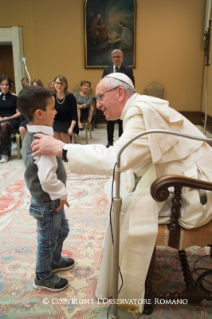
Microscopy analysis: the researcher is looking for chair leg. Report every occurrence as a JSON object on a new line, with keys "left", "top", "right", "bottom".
{"left": 79, "top": 131, "right": 82, "bottom": 145}
{"left": 178, "top": 249, "right": 208, "bottom": 303}
{"left": 178, "top": 250, "right": 194, "bottom": 288}
{"left": 89, "top": 122, "right": 92, "bottom": 139}
{"left": 85, "top": 123, "right": 88, "bottom": 144}
{"left": 8, "top": 137, "right": 12, "bottom": 157}
{"left": 143, "top": 247, "right": 155, "bottom": 315}
{"left": 16, "top": 133, "right": 21, "bottom": 159}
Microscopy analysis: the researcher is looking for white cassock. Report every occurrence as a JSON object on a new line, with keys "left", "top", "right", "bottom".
{"left": 66, "top": 94, "right": 212, "bottom": 313}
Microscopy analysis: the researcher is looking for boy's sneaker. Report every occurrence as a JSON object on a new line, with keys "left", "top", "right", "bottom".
{"left": 33, "top": 273, "right": 68, "bottom": 291}
{"left": 51, "top": 257, "right": 75, "bottom": 272}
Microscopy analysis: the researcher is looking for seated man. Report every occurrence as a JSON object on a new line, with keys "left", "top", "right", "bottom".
{"left": 31, "top": 73, "right": 212, "bottom": 313}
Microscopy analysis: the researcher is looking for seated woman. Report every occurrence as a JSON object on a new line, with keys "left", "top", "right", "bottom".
{"left": 53, "top": 75, "right": 78, "bottom": 146}
{"left": 0, "top": 75, "right": 21, "bottom": 163}
{"left": 74, "top": 80, "right": 93, "bottom": 131}
{"left": 48, "top": 79, "right": 55, "bottom": 93}
{"left": 19, "top": 78, "right": 43, "bottom": 140}
{"left": 31, "top": 78, "right": 43, "bottom": 87}
{"left": 19, "top": 115, "right": 29, "bottom": 141}
{"left": 21, "top": 77, "right": 29, "bottom": 88}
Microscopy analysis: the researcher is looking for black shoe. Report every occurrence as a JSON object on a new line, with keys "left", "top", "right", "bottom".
{"left": 106, "top": 142, "right": 113, "bottom": 148}
{"left": 51, "top": 257, "right": 75, "bottom": 272}
{"left": 63, "top": 158, "right": 68, "bottom": 162}
{"left": 33, "top": 273, "right": 68, "bottom": 291}
{"left": 79, "top": 127, "right": 84, "bottom": 131}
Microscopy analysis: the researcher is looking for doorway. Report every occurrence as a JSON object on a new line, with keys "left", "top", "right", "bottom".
{"left": 0, "top": 27, "right": 24, "bottom": 94}
{"left": 0, "top": 44, "right": 16, "bottom": 93}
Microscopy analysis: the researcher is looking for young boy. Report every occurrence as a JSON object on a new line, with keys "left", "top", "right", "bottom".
{"left": 17, "top": 86, "right": 74, "bottom": 291}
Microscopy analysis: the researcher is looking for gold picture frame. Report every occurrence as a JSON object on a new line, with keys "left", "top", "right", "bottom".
{"left": 84, "top": 0, "right": 136, "bottom": 68}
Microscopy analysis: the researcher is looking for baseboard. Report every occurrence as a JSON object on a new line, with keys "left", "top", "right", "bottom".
{"left": 179, "top": 111, "right": 203, "bottom": 125}
{"left": 204, "top": 113, "right": 212, "bottom": 134}
{"left": 96, "top": 123, "right": 107, "bottom": 128}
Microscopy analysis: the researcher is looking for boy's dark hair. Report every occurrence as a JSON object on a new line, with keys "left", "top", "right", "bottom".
{"left": 17, "top": 86, "right": 54, "bottom": 122}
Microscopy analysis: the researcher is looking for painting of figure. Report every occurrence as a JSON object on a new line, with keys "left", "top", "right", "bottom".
{"left": 85, "top": 0, "right": 136, "bottom": 68}
{"left": 90, "top": 13, "right": 109, "bottom": 46}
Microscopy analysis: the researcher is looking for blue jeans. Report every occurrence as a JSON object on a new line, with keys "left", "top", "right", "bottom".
{"left": 30, "top": 198, "right": 69, "bottom": 280}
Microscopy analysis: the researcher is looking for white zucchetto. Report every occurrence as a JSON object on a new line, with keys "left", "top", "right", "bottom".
{"left": 105, "top": 73, "right": 134, "bottom": 88}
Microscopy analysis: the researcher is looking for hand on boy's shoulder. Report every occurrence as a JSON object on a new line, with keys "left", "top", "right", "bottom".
{"left": 31, "top": 133, "right": 65, "bottom": 158}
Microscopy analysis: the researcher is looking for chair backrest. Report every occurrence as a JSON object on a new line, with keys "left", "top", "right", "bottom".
{"left": 73, "top": 84, "right": 81, "bottom": 93}
{"left": 145, "top": 82, "right": 164, "bottom": 99}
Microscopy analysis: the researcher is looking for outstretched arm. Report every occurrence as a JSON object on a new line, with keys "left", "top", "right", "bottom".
{"left": 31, "top": 133, "right": 117, "bottom": 176}
{"left": 31, "top": 134, "right": 65, "bottom": 157}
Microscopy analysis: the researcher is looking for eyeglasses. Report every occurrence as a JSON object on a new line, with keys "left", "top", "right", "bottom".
{"left": 96, "top": 86, "right": 119, "bottom": 102}
{"left": 55, "top": 82, "right": 64, "bottom": 86}
{"left": 112, "top": 56, "right": 122, "bottom": 59}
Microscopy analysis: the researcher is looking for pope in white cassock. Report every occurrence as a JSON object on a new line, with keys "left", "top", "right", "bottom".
{"left": 31, "top": 73, "right": 212, "bottom": 313}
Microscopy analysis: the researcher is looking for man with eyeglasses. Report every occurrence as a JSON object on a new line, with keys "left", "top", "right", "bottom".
{"left": 30, "top": 72, "right": 212, "bottom": 313}
{"left": 102, "top": 49, "right": 135, "bottom": 148}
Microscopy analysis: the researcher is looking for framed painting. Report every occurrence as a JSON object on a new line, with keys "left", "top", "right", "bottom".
{"left": 84, "top": 0, "right": 136, "bottom": 68}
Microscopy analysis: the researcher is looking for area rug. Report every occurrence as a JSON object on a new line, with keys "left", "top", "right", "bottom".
{"left": 0, "top": 158, "right": 211, "bottom": 319}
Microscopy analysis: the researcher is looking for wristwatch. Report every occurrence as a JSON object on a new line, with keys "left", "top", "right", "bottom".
{"left": 62, "top": 144, "right": 69, "bottom": 161}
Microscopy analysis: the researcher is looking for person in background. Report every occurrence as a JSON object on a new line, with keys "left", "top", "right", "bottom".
{"left": 32, "top": 79, "right": 43, "bottom": 87}
{"left": 21, "top": 77, "right": 29, "bottom": 88}
{"left": 1, "top": 76, "right": 15, "bottom": 95}
{"left": 0, "top": 75, "right": 21, "bottom": 163}
{"left": 102, "top": 49, "right": 135, "bottom": 148}
{"left": 48, "top": 79, "right": 55, "bottom": 93}
{"left": 19, "top": 114, "right": 29, "bottom": 141}
{"left": 0, "top": 74, "right": 5, "bottom": 92}
{"left": 74, "top": 80, "right": 93, "bottom": 131}
{"left": 53, "top": 75, "right": 78, "bottom": 147}
{"left": 10, "top": 80, "right": 14, "bottom": 91}
{"left": 17, "top": 86, "right": 74, "bottom": 292}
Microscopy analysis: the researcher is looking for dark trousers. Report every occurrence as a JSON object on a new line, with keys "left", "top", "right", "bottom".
{"left": 107, "top": 119, "right": 123, "bottom": 143}
{"left": 0, "top": 121, "right": 14, "bottom": 156}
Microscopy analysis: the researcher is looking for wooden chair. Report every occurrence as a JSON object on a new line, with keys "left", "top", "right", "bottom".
{"left": 11, "top": 129, "right": 21, "bottom": 159}
{"left": 78, "top": 120, "right": 92, "bottom": 144}
{"left": 144, "top": 175, "right": 212, "bottom": 314}
{"left": 145, "top": 82, "right": 164, "bottom": 99}
{"left": 90, "top": 98, "right": 97, "bottom": 130}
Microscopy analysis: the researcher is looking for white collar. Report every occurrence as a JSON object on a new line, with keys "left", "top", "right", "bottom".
{"left": 27, "top": 125, "right": 54, "bottom": 137}
{"left": 120, "top": 93, "right": 138, "bottom": 120}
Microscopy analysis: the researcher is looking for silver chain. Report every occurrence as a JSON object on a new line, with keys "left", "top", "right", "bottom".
{"left": 56, "top": 95, "right": 65, "bottom": 104}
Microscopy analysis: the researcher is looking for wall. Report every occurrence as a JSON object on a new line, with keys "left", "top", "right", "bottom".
{"left": 0, "top": 0, "right": 207, "bottom": 112}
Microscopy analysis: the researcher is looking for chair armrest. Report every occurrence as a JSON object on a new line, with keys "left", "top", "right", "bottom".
{"left": 150, "top": 174, "right": 212, "bottom": 202}
{"left": 151, "top": 174, "right": 212, "bottom": 247}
